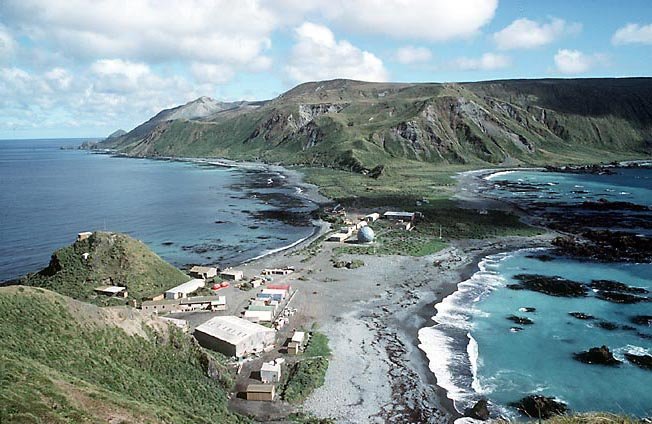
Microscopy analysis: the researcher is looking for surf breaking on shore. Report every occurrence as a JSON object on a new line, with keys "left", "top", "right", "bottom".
{"left": 418, "top": 251, "right": 518, "bottom": 417}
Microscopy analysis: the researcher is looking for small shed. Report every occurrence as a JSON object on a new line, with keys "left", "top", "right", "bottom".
{"left": 261, "top": 267, "right": 294, "bottom": 276}
{"left": 364, "top": 213, "right": 380, "bottom": 223}
{"left": 77, "top": 231, "right": 93, "bottom": 242}
{"left": 245, "top": 384, "right": 275, "bottom": 401}
{"left": 141, "top": 299, "right": 182, "bottom": 313}
{"left": 165, "top": 279, "right": 206, "bottom": 300}
{"left": 220, "top": 269, "right": 244, "bottom": 281}
{"left": 266, "top": 283, "right": 291, "bottom": 292}
{"left": 189, "top": 266, "right": 218, "bottom": 280}
{"left": 291, "top": 331, "right": 306, "bottom": 347}
{"left": 180, "top": 295, "right": 227, "bottom": 311}
{"left": 383, "top": 211, "right": 415, "bottom": 221}
{"left": 94, "top": 286, "right": 128, "bottom": 298}
{"left": 260, "top": 362, "right": 281, "bottom": 383}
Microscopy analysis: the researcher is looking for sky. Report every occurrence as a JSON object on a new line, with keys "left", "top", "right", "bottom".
{"left": 0, "top": 0, "right": 651, "bottom": 139}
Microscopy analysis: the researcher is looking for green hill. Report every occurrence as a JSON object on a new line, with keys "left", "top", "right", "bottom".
{"left": 20, "top": 232, "right": 189, "bottom": 304}
{"left": 100, "top": 78, "right": 652, "bottom": 172}
{"left": 0, "top": 286, "right": 244, "bottom": 423}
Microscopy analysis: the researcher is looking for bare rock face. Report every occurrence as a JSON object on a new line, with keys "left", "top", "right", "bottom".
{"left": 465, "top": 399, "right": 490, "bottom": 420}
{"left": 510, "top": 395, "right": 568, "bottom": 419}
{"left": 573, "top": 345, "right": 622, "bottom": 366}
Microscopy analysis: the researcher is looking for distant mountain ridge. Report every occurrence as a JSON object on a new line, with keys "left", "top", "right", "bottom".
{"left": 99, "top": 78, "right": 652, "bottom": 171}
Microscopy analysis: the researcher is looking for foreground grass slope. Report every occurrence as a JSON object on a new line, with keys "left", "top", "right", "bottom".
{"left": 20, "top": 232, "right": 189, "bottom": 304}
{"left": 101, "top": 78, "right": 652, "bottom": 172}
{"left": 0, "top": 286, "right": 244, "bottom": 424}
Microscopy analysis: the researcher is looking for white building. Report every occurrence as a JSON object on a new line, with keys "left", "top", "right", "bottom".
{"left": 291, "top": 331, "right": 306, "bottom": 347}
{"left": 364, "top": 213, "right": 380, "bottom": 223}
{"left": 194, "top": 315, "right": 275, "bottom": 357}
{"left": 165, "top": 279, "right": 205, "bottom": 300}
{"left": 220, "top": 269, "right": 244, "bottom": 281}
{"left": 260, "top": 361, "right": 281, "bottom": 383}
{"left": 189, "top": 266, "right": 218, "bottom": 280}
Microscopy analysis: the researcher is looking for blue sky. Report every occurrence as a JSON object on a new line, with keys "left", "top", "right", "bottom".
{"left": 0, "top": 0, "right": 651, "bottom": 139}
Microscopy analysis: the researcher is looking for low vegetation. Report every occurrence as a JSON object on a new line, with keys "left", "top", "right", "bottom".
{"left": 20, "top": 232, "right": 189, "bottom": 304}
{"left": 542, "top": 413, "right": 644, "bottom": 424}
{"left": 282, "top": 331, "right": 331, "bottom": 404}
{"left": 0, "top": 286, "right": 244, "bottom": 423}
{"left": 334, "top": 200, "right": 539, "bottom": 257}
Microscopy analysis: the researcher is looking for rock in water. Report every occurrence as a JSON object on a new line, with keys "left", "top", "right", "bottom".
{"left": 573, "top": 345, "right": 622, "bottom": 366}
{"left": 466, "top": 399, "right": 490, "bottom": 420}
{"left": 510, "top": 395, "right": 568, "bottom": 419}
{"left": 624, "top": 353, "right": 652, "bottom": 370}
{"left": 507, "top": 315, "right": 534, "bottom": 325}
{"left": 568, "top": 312, "right": 595, "bottom": 320}
{"left": 508, "top": 274, "right": 588, "bottom": 297}
{"left": 595, "top": 290, "right": 649, "bottom": 304}
{"left": 631, "top": 315, "right": 652, "bottom": 327}
{"left": 590, "top": 279, "right": 648, "bottom": 294}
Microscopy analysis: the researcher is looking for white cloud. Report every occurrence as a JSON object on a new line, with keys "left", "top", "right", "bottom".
{"left": 0, "top": 25, "right": 16, "bottom": 61}
{"left": 395, "top": 46, "right": 432, "bottom": 65}
{"left": 0, "top": 63, "right": 207, "bottom": 133}
{"left": 269, "top": 0, "right": 497, "bottom": 41}
{"left": 286, "top": 22, "right": 388, "bottom": 83}
{"left": 493, "top": 18, "right": 581, "bottom": 50}
{"left": 451, "top": 53, "right": 510, "bottom": 71}
{"left": 612, "top": 23, "right": 652, "bottom": 45}
{"left": 191, "top": 63, "right": 235, "bottom": 84}
{"left": 553, "top": 49, "right": 607, "bottom": 74}
{"left": 44, "top": 67, "right": 73, "bottom": 90}
{"left": 1, "top": 0, "right": 275, "bottom": 66}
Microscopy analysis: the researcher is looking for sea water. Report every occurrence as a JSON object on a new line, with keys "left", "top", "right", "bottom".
{"left": 0, "top": 138, "right": 315, "bottom": 282}
{"left": 419, "top": 167, "right": 652, "bottom": 418}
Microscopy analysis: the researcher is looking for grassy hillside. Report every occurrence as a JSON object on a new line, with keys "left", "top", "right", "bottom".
{"left": 20, "top": 232, "right": 189, "bottom": 304}
{"left": 0, "top": 286, "right": 245, "bottom": 424}
{"left": 100, "top": 78, "right": 652, "bottom": 173}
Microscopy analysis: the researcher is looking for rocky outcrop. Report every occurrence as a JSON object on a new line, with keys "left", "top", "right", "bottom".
{"left": 631, "top": 315, "right": 652, "bottom": 327}
{"left": 573, "top": 346, "right": 622, "bottom": 366}
{"left": 624, "top": 353, "right": 652, "bottom": 370}
{"left": 507, "top": 315, "right": 534, "bottom": 325}
{"left": 465, "top": 399, "right": 490, "bottom": 420}
{"left": 569, "top": 312, "right": 595, "bottom": 320}
{"left": 510, "top": 395, "right": 568, "bottom": 419}
{"left": 508, "top": 274, "right": 588, "bottom": 297}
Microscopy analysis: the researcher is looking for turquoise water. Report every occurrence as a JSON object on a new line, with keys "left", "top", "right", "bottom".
{"left": 419, "top": 167, "right": 652, "bottom": 418}
{"left": 0, "top": 139, "right": 315, "bottom": 282}
{"left": 475, "top": 251, "right": 652, "bottom": 416}
{"left": 485, "top": 168, "right": 652, "bottom": 208}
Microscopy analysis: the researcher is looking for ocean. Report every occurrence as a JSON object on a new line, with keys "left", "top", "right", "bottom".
{"left": 0, "top": 138, "right": 316, "bottom": 282}
{"left": 419, "top": 167, "right": 652, "bottom": 418}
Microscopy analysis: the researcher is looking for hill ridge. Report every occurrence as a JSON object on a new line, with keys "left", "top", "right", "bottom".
{"left": 99, "top": 78, "right": 652, "bottom": 171}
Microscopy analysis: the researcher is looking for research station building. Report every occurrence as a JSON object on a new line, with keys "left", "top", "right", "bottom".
{"left": 193, "top": 315, "right": 275, "bottom": 357}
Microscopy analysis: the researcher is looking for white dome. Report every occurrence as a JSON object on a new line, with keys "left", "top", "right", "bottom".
{"left": 358, "top": 226, "right": 375, "bottom": 243}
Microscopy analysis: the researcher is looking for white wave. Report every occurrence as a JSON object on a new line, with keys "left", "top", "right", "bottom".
{"left": 468, "top": 333, "right": 481, "bottom": 393}
{"left": 483, "top": 170, "right": 518, "bottom": 180}
{"left": 418, "top": 247, "right": 551, "bottom": 414}
{"left": 613, "top": 344, "right": 652, "bottom": 362}
{"left": 245, "top": 233, "right": 311, "bottom": 263}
